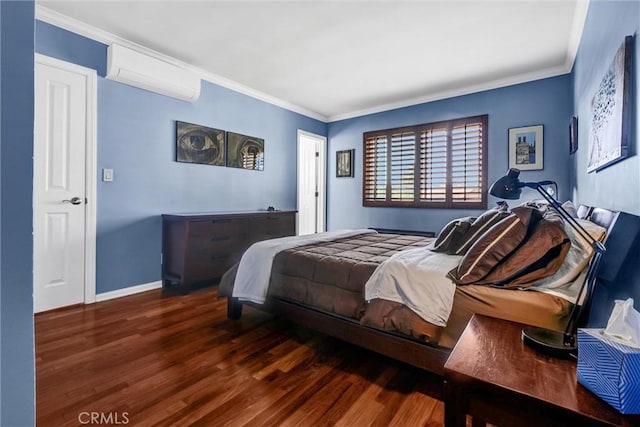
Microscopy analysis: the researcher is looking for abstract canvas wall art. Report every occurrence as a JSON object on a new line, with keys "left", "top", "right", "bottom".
{"left": 587, "top": 36, "right": 632, "bottom": 173}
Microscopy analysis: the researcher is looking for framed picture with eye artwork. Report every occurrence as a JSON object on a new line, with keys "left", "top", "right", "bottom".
{"left": 336, "top": 149, "right": 354, "bottom": 178}
{"left": 226, "top": 132, "right": 265, "bottom": 171}
{"left": 176, "top": 121, "right": 225, "bottom": 166}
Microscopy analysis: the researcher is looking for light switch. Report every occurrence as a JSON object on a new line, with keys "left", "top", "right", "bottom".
{"left": 103, "top": 168, "right": 114, "bottom": 182}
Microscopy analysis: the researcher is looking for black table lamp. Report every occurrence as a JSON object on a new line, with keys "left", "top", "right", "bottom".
{"left": 489, "top": 168, "right": 606, "bottom": 356}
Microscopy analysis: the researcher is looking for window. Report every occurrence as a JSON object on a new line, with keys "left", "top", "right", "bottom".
{"left": 363, "top": 114, "right": 488, "bottom": 209}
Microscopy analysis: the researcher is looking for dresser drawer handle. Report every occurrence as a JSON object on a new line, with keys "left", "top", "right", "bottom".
{"left": 211, "top": 253, "right": 230, "bottom": 260}
{"left": 267, "top": 216, "right": 280, "bottom": 221}
{"left": 211, "top": 235, "right": 231, "bottom": 242}
{"left": 210, "top": 219, "right": 232, "bottom": 224}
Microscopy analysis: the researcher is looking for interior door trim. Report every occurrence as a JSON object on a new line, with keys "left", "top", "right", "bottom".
{"left": 35, "top": 53, "right": 97, "bottom": 304}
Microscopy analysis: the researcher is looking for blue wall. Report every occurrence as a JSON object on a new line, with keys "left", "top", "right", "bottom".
{"left": 1, "top": 2, "right": 35, "bottom": 425}
{"left": 36, "top": 21, "right": 107, "bottom": 76}
{"left": 571, "top": 0, "right": 639, "bottom": 216}
{"left": 36, "top": 21, "right": 326, "bottom": 293}
{"left": 326, "top": 75, "right": 573, "bottom": 233}
{"left": 572, "top": 0, "right": 640, "bottom": 327}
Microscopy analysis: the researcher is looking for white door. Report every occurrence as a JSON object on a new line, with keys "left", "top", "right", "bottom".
{"left": 34, "top": 56, "right": 94, "bottom": 313}
{"left": 297, "top": 131, "right": 326, "bottom": 235}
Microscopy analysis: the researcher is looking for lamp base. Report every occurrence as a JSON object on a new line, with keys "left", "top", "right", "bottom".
{"left": 521, "top": 327, "right": 577, "bottom": 359}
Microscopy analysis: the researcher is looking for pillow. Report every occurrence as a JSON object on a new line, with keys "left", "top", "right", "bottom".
{"left": 531, "top": 218, "right": 607, "bottom": 294}
{"left": 575, "top": 217, "right": 607, "bottom": 243}
{"left": 448, "top": 204, "right": 511, "bottom": 256}
{"left": 448, "top": 206, "right": 540, "bottom": 285}
{"left": 432, "top": 217, "right": 475, "bottom": 253}
{"left": 475, "top": 207, "right": 571, "bottom": 288}
{"left": 521, "top": 200, "right": 579, "bottom": 218}
{"left": 562, "top": 200, "right": 579, "bottom": 218}
{"left": 519, "top": 200, "right": 547, "bottom": 209}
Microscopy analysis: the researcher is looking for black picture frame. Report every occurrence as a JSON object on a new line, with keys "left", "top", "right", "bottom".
{"left": 176, "top": 121, "right": 225, "bottom": 166}
{"left": 570, "top": 116, "right": 578, "bottom": 155}
{"left": 336, "top": 149, "right": 354, "bottom": 178}
{"left": 226, "top": 132, "right": 264, "bottom": 171}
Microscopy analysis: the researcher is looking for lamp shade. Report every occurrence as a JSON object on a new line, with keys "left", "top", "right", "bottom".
{"left": 489, "top": 168, "right": 523, "bottom": 200}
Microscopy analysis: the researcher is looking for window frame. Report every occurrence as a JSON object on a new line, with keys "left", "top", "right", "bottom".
{"left": 362, "top": 114, "right": 488, "bottom": 209}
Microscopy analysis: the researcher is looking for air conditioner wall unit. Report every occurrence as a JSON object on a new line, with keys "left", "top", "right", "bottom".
{"left": 106, "top": 44, "right": 201, "bottom": 102}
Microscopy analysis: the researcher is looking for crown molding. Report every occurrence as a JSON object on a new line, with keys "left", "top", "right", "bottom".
{"left": 327, "top": 64, "right": 571, "bottom": 122}
{"left": 35, "top": 5, "right": 329, "bottom": 122}
{"left": 36, "top": 3, "right": 587, "bottom": 125}
{"left": 37, "top": 5, "right": 114, "bottom": 45}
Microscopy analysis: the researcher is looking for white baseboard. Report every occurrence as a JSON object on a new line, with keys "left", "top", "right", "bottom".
{"left": 95, "top": 280, "right": 163, "bottom": 302}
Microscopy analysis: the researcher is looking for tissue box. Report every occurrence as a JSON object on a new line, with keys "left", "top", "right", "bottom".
{"left": 577, "top": 328, "right": 640, "bottom": 414}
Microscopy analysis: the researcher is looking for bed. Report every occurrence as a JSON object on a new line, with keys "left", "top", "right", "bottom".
{"left": 218, "top": 204, "right": 622, "bottom": 375}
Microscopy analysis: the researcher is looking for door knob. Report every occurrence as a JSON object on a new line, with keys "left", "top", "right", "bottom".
{"left": 62, "top": 197, "right": 83, "bottom": 205}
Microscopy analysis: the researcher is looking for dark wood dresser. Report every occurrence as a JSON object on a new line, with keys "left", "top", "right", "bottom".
{"left": 162, "top": 210, "right": 296, "bottom": 293}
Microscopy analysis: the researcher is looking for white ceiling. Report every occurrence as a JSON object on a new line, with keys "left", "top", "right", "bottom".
{"left": 37, "top": 1, "right": 588, "bottom": 122}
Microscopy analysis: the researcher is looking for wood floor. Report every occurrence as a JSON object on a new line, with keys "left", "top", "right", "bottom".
{"left": 36, "top": 287, "right": 446, "bottom": 426}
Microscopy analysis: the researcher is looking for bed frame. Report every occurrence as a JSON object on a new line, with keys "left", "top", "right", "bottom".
{"left": 230, "top": 297, "right": 450, "bottom": 374}
{"left": 226, "top": 205, "right": 636, "bottom": 376}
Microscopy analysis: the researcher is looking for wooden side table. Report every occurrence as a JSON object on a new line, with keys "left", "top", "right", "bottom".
{"left": 443, "top": 314, "right": 640, "bottom": 427}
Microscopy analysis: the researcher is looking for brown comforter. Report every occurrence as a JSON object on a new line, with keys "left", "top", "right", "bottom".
{"left": 218, "top": 233, "right": 444, "bottom": 340}
{"left": 219, "top": 232, "right": 572, "bottom": 348}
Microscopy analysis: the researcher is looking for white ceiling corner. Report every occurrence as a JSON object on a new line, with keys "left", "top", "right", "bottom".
{"left": 36, "top": 1, "right": 588, "bottom": 123}
{"left": 564, "top": 0, "right": 590, "bottom": 72}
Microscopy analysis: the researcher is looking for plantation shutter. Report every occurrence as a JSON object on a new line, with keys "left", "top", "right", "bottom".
{"left": 390, "top": 131, "right": 416, "bottom": 201}
{"left": 451, "top": 120, "right": 484, "bottom": 204}
{"left": 363, "top": 134, "right": 388, "bottom": 202}
{"left": 363, "top": 114, "right": 487, "bottom": 208}
{"left": 419, "top": 126, "right": 448, "bottom": 203}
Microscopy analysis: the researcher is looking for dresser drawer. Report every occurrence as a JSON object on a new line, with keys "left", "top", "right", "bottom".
{"left": 188, "top": 218, "right": 245, "bottom": 237}
{"left": 188, "top": 231, "right": 239, "bottom": 253}
{"left": 185, "top": 257, "right": 234, "bottom": 284}
{"left": 251, "top": 214, "right": 295, "bottom": 240}
{"left": 189, "top": 246, "right": 235, "bottom": 264}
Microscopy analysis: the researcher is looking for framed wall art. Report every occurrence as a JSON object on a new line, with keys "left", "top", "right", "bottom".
{"left": 176, "top": 121, "right": 225, "bottom": 166}
{"left": 336, "top": 149, "right": 354, "bottom": 178}
{"left": 508, "top": 125, "right": 543, "bottom": 170}
{"left": 570, "top": 116, "right": 578, "bottom": 155}
{"left": 587, "top": 35, "right": 632, "bottom": 173}
{"left": 226, "top": 132, "right": 264, "bottom": 171}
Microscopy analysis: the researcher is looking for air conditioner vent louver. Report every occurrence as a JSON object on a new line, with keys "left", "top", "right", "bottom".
{"left": 106, "top": 44, "right": 201, "bottom": 102}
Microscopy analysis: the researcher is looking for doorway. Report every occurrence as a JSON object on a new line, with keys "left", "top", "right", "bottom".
{"left": 33, "top": 54, "right": 97, "bottom": 313}
{"left": 297, "top": 130, "right": 326, "bottom": 235}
